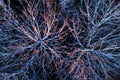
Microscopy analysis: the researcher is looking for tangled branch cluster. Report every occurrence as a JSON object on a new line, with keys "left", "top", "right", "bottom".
{"left": 0, "top": 0, "right": 120, "bottom": 80}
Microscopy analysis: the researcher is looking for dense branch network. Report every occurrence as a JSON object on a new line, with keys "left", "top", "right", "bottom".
{"left": 0, "top": 0, "right": 120, "bottom": 80}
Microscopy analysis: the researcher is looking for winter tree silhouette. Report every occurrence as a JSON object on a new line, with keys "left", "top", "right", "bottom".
{"left": 0, "top": 0, "right": 120, "bottom": 80}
